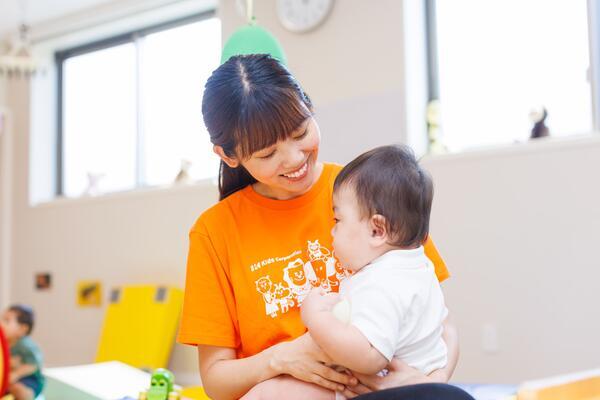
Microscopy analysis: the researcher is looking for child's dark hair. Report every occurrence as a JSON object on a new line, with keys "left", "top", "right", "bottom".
{"left": 334, "top": 145, "right": 433, "bottom": 248}
{"left": 8, "top": 304, "right": 34, "bottom": 335}
{"left": 202, "top": 54, "right": 314, "bottom": 200}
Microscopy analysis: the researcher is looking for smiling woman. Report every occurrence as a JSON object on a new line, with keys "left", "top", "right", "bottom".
{"left": 177, "top": 54, "right": 456, "bottom": 400}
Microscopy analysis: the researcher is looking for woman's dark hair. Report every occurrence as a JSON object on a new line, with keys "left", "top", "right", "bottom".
{"left": 202, "top": 54, "right": 314, "bottom": 200}
{"left": 9, "top": 304, "right": 34, "bottom": 335}
{"left": 333, "top": 145, "right": 434, "bottom": 248}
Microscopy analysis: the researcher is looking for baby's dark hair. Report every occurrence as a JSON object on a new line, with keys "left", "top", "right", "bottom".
{"left": 9, "top": 304, "right": 34, "bottom": 335}
{"left": 333, "top": 145, "right": 433, "bottom": 248}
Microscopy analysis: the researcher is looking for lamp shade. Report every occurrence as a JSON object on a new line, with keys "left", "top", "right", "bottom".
{"left": 221, "top": 23, "right": 287, "bottom": 65}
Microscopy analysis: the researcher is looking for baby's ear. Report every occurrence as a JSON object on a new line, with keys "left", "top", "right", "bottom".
{"left": 369, "top": 214, "right": 388, "bottom": 242}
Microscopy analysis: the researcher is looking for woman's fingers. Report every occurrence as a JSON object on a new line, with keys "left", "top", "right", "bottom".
{"left": 309, "top": 373, "right": 345, "bottom": 392}
{"left": 351, "top": 370, "right": 384, "bottom": 391}
{"left": 341, "top": 382, "right": 371, "bottom": 399}
{"left": 314, "top": 363, "right": 357, "bottom": 386}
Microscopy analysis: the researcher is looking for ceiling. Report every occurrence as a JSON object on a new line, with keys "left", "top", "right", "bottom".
{"left": 0, "top": 0, "right": 118, "bottom": 38}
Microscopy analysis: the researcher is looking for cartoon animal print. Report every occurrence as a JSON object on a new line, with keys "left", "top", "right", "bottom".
{"left": 305, "top": 258, "right": 334, "bottom": 291}
{"left": 255, "top": 276, "right": 279, "bottom": 318}
{"left": 273, "top": 283, "right": 294, "bottom": 313}
{"left": 335, "top": 259, "right": 351, "bottom": 280}
{"left": 283, "top": 258, "right": 313, "bottom": 305}
{"left": 307, "top": 240, "right": 331, "bottom": 261}
{"left": 328, "top": 258, "right": 351, "bottom": 289}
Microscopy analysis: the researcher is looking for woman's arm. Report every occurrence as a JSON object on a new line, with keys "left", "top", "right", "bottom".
{"left": 199, "top": 334, "right": 357, "bottom": 400}
{"left": 430, "top": 316, "right": 459, "bottom": 382}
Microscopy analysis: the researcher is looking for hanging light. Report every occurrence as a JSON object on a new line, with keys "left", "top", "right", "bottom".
{"left": 221, "top": 0, "right": 287, "bottom": 65}
{"left": 0, "top": 0, "right": 43, "bottom": 78}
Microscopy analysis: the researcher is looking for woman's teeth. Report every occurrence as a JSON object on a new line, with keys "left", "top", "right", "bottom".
{"left": 283, "top": 162, "right": 308, "bottom": 178}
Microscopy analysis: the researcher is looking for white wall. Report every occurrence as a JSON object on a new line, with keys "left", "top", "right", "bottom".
{"left": 423, "top": 137, "right": 600, "bottom": 383}
{"left": 3, "top": 0, "right": 599, "bottom": 387}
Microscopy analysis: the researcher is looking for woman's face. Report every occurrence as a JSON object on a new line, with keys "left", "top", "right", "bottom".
{"left": 240, "top": 117, "right": 322, "bottom": 200}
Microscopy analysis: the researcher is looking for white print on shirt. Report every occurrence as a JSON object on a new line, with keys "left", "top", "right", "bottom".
{"left": 254, "top": 240, "right": 352, "bottom": 318}
{"left": 255, "top": 276, "right": 279, "bottom": 317}
{"left": 283, "top": 258, "right": 313, "bottom": 304}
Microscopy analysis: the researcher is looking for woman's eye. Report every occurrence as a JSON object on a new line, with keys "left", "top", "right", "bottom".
{"left": 333, "top": 218, "right": 339, "bottom": 223}
{"left": 294, "top": 129, "right": 309, "bottom": 141}
{"left": 258, "top": 151, "right": 275, "bottom": 159}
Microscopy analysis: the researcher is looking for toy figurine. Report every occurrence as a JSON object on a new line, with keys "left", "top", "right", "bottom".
{"left": 138, "top": 368, "right": 180, "bottom": 400}
{"left": 529, "top": 106, "right": 550, "bottom": 139}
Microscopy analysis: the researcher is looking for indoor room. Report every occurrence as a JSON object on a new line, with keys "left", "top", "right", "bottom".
{"left": 0, "top": 1, "right": 599, "bottom": 399}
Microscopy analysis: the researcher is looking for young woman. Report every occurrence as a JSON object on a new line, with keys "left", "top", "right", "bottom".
{"left": 178, "top": 54, "right": 458, "bottom": 400}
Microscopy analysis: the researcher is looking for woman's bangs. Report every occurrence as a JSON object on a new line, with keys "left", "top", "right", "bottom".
{"left": 235, "top": 89, "right": 312, "bottom": 158}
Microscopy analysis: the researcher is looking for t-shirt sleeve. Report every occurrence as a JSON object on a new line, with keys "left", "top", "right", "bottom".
{"left": 12, "top": 344, "right": 37, "bottom": 367}
{"left": 177, "top": 227, "right": 239, "bottom": 348}
{"left": 424, "top": 236, "right": 450, "bottom": 282}
{"left": 348, "top": 284, "right": 402, "bottom": 362}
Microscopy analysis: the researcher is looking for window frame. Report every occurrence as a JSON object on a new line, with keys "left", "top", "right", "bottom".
{"left": 424, "top": 0, "right": 599, "bottom": 152}
{"left": 55, "top": 10, "right": 216, "bottom": 196}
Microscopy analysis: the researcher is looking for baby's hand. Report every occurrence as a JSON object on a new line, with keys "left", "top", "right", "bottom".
{"left": 10, "top": 355, "right": 21, "bottom": 369}
{"left": 301, "top": 288, "right": 341, "bottom": 325}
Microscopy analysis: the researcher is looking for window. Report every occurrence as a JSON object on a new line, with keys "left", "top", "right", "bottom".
{"left": 427, "top": 0, "right": 593, "bottom": 152}
{"left": 57, "top": 12, "right": 221, "bottom": 198}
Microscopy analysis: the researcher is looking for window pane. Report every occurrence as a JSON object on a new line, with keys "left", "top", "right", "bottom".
{"left": 63, "top": 43, "right": 137, "bottom": 197}
{"left": 142, "top": 18, "right": 222, "bottom": 186}
{"left": 435, "top": 0, "right": 592, "bottom": 151}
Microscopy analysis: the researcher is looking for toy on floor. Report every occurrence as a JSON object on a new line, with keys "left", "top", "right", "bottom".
{"left": 138, "top": 368, "right": 180, "bottom": 400}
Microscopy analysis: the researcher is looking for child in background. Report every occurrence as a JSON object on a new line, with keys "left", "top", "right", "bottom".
{"left": 0, "top": 305, "right": 44, "bottom": 400}
{"left": 242, "top": 145, "right": 448, "bottom": 399}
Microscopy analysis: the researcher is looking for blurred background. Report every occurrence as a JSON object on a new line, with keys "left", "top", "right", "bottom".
{"left": 0, "top": 0, "right": 599, "bottom": 393}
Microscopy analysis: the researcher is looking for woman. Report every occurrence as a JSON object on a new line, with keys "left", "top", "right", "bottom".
{"left": 177, "top": 54, "right": 458, "bottom": 400}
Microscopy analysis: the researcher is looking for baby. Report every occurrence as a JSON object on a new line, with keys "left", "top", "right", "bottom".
{"left": 243, "top": 145, "right": 448, "bottom": 399}
{"left": 1, "top": 305, "right": 44, "bottom": 400}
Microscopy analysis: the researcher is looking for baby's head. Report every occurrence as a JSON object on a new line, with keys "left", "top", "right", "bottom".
{"left": 332, "top": 145, "right": 433, "bottom": 271}
{"left": 0, "top": 304, "right": 34, "bottom": 342}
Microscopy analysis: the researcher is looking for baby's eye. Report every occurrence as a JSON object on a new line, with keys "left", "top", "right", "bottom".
{"left": 333, "top": 218, "right": 339, "bottom": 223}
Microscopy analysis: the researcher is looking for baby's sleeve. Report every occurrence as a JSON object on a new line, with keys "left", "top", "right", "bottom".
{"left": 177, "top": 227, "right": 239, "bottom": 349}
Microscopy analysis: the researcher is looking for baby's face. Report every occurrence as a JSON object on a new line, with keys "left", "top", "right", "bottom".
{"left": 0, "top": 311, "right": 27, "bottom": 341}
{"left": 331, "top": 186, "right": 375, "bottom": 272}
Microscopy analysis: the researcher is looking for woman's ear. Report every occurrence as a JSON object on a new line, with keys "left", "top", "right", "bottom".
{"left": 369, "top": 214, "right": 388, "bottom": 245}
{"left": 213, "top": 145, "right": 239, "bottom": 168}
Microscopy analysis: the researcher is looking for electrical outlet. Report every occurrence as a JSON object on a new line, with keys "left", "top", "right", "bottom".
{"left": 482, "top": 323, "right": 499, "bottom": 353}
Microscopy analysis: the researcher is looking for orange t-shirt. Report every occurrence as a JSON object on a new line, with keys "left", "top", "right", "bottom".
{"left": 177, "top": 163, "right": 449, "bottom": 357}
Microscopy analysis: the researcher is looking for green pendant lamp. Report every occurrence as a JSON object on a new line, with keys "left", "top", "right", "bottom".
{"left": 220, "top": 0, "right": 287, "bottom": 65}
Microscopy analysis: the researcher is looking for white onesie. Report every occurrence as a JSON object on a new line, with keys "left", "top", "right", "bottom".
{"left": 334, "top": 246, "right": 448, "bottom": 375}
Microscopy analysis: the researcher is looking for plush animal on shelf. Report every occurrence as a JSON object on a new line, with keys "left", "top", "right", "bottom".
{"left": 529, "top": 106, "right": 550, "bottom": 139}
{"left": 138, "top": 368, "right": 180, "bottom": 400}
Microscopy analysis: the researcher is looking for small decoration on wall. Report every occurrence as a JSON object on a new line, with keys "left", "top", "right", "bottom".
{"left": 77, "top": 281, "right": 102, "bottom": 307}
{"left": 34, "top": 272, "right": 52, "bottom": 290}
{"left": 529, "top": 106, "right": 550, "bottom": 139}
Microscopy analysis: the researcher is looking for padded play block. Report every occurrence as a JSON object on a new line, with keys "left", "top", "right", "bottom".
{"left": 95, "top": 285, "right": 183, "bottom": 370}
{"left": 518, "top": 369, "right": 600, "bottom": 400}
{"left": 44, "top": 361, "right": 150, "bottom": 400}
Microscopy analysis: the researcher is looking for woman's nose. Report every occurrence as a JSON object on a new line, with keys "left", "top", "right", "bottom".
{"left": 280, "top": 140, "right": 306, "bottom": 168}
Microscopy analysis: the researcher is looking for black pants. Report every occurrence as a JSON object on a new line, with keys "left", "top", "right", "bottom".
{"left": 354, "top": 383, "right": 475, "bottom": 400}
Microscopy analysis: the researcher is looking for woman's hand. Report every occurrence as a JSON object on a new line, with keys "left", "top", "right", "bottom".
{"left": 271, "top": 332, "right": 357, "bottom": 392}
{"left": 351, "top": 358, "right": 445, "bottom": 392}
